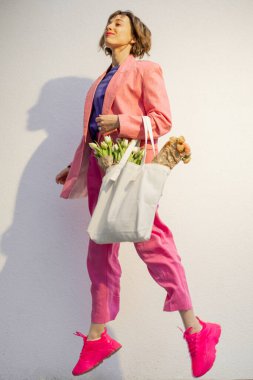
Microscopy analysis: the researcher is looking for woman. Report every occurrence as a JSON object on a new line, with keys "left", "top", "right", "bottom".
{"left": 55, "top": 10, "right": 221, "bottom": 378}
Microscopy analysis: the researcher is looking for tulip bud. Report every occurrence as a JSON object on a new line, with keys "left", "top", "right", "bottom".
{"left": 89, "top": 143, "right": 98, "bottom": 150}
{"left": 104, "top": 136, "right": 112, "bottom": 146}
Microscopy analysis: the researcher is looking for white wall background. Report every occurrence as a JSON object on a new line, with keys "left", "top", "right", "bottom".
{"left": 1, "top": 1, "right": 253, "bottom": 379}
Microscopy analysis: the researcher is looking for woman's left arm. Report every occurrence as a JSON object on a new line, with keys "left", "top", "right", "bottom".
{"left": 117, "top": 63, "right": 173, "bottom": 140}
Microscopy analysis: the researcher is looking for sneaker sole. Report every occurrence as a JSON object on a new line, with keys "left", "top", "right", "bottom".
{"left": 72, "top": 345, "right": 122, "bottom": 376}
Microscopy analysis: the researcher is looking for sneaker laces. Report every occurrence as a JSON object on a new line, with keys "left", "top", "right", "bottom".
{"left": 73, "top": 331, "right": 87, "bottom": 340}
{"left": 177, "top": 325, "right": 200, "bottom": 358}
{"left": 185, "top": 333, "right": 201, "bottom": 358}
{"left": 73, "top": 331, "right": 88, "bottom": 357}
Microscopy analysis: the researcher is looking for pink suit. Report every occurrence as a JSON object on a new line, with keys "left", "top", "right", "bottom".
{"left": 59, "top": 54, "right": 193, "bottom": 323}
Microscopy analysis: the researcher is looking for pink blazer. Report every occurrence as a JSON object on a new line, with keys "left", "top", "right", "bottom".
{"left": 60, "top": 53, "right": 173, "bottom": 199}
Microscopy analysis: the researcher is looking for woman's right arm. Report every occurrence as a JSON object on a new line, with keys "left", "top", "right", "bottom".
{"left": 117, "top": 63, "right": 173, "bottom": 140}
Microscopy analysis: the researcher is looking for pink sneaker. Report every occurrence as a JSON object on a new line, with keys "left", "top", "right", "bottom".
{"left": 72, "top": 327, "right": 122, "bottom": 376}
{"left": 178, "top": 316, "right": 221, "bottom": 377}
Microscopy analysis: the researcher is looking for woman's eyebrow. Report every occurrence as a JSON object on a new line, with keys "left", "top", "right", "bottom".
{"left": 108, "top": 18, "right": 124, "bottom": 24}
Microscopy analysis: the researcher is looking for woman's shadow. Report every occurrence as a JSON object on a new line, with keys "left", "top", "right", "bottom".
{"left": 0, "top": 77, "right": 123, "bottom": 380}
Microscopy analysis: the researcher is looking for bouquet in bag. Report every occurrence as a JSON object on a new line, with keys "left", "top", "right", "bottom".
{"left": 89, "top": 135, "right": 191, "bottom": 172}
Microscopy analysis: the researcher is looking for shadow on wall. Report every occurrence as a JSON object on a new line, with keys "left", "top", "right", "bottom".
{"left": 0, "top": 77, "right": 122, "bottom": 379}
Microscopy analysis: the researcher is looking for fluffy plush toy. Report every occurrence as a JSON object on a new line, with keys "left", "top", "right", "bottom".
{"left": 151, "top": 136, "right": 191, "bottom": 169}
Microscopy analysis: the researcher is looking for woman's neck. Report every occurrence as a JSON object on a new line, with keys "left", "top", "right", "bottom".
{"left": 111, "top": 48, "right": 132, "bottom": 67}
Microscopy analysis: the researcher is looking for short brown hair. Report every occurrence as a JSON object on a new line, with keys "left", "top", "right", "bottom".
{"left": 98, "top": 10, "right": 151, "bottom": 59}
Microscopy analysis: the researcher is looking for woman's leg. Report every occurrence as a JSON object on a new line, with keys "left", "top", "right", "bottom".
{"left": 86, "top": 238, "right": 121, "bottom": 325}
{"left": 134, "top": 207, "right": 192, "bottom": 310}
{"left": 87, "top": 323, "right": 106, "bottom": 340}
{"left": 86, "top": 152, "right": 122, "bottom": 335}
{"left": 179, "top": 309, "right": 202, "bottom": 333}
{"left": 134, "top": 205, "right": 201, "bottom": 331}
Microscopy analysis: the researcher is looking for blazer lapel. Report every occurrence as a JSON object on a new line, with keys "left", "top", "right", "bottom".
{"left": 83, "top": 54, "right": 136, "bottom": 142}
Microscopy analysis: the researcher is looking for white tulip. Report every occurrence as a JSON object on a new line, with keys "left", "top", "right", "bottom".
{"left": 89, "top": 143, "right": 98, "bottom": 150}
{"left": 123, "top": 139, "right": 129, "bottom": 147}
{"left": 104, "top": 136, "right": 112, "bottom": 144}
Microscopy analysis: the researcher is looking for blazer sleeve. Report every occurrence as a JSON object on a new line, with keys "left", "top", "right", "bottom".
{"left": 117, "top": 63, "right": 173, "bottom": 140}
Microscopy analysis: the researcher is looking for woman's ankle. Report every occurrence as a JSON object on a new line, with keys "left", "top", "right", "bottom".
{"left": 87, "top": 334, "right": 102, "bottom": 341}
{"left": 87, "top": 324, "right": 106, "bottom": 340}
{"left": 189, "top": 322, "right": 203, "bottom": 334}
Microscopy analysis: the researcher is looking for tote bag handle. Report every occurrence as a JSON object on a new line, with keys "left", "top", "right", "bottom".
{"left": 109, "top": 115, "right": 155, "bottom": 182}
{"left": 141, "top": 115, "right": 156, "bottom": 165}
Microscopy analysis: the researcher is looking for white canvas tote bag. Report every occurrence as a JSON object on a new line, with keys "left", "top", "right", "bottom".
{"left": 87, "top": 116, "right": 171, "bottom": 243}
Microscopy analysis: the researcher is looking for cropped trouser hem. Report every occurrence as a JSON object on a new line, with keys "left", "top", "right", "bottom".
{"left": 163, "top": 301, "right": 193, "bottom": 312}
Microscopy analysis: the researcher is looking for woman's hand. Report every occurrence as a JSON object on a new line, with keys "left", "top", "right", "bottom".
{"left": 95, "top": 114, "right": 119, "bottom": 134}
{"left": 55, "top": 166, "right": 70, "bottom": 185}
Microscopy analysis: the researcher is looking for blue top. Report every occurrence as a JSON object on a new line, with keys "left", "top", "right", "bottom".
{"left": 89, "top": 64, "right": 119, "bottom": 141}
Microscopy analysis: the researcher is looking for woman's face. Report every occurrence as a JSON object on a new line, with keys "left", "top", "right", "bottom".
{"left": 104, "top": 15, "right": 135, "bottom": 51}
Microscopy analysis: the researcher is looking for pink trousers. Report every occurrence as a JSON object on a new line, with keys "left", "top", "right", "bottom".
{"left": 86, "top": 150, "right": 193, "bottom": 323}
